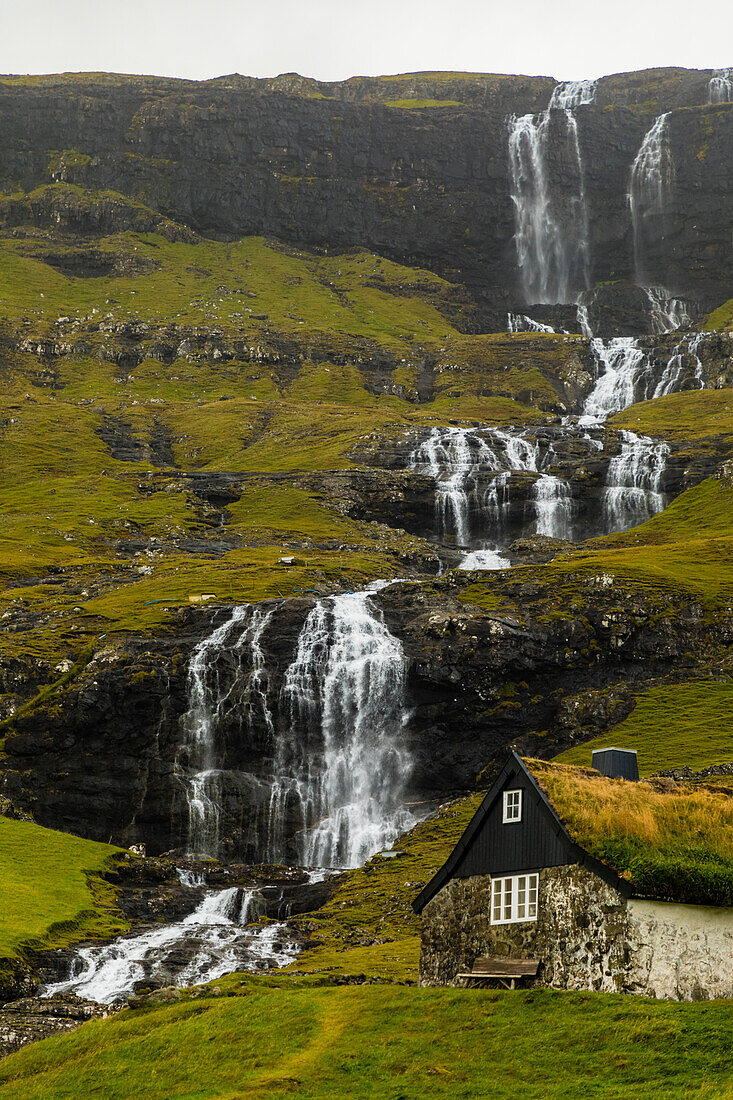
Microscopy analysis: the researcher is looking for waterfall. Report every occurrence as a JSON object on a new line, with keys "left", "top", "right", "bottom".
{"left": 533, "top": 475, "right": 574, "bottom": 538}
{"left": 507, "top": 93, "right": 591, "bottom": 304}
{"left": 709, "top": 69, "right": 733, "bottom": 103}
{"left": 409, "top": 427, "right": 575, "bottom": 544}
{"left": 582, "top": 338, "right": 652, "bottom": 419}
{"left": 644, "top": 286, "right": 691, "bottom": 334}
{"left": 267, "top": 588, "right": 414, "bottom": 869}
{"left": 628, "top": 113, "right": 675, "bottom": 285}
{"left": 458, "top": 548, "right": 510, "bottom": 571}
{"left": 653, "top": 332, "right": 707, "bottom": 397}
{"left": 604, "top": 431, "right": 669, "bottom": 531}
{"left": 176, "top": 605, "right": 275, "bottom": 857}
{"left": 576, "top": 296, "right": 593, "bottom": 337}
{"left": 408, "top": 426, "right": 502, "bottom": 545}
{"left": 507, "top": 312, "right": 556, "bottom": 333}
{"left": 549, "top": 80, "right": 597, "bottom": 109}
{"left": 42, "top": 886, "right": 292, "bottom": 1004}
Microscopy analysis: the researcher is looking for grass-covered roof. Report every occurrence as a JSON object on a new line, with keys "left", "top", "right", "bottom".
{"left": 526, "top": 758, "right": 733, "bottom": 906}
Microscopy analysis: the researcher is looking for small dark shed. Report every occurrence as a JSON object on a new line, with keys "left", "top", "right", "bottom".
{"left": 591, "top": 747, "right": 639, "bottom": 781}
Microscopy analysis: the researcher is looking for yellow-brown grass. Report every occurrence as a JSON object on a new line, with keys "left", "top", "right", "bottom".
{"left": 525, "top": 759, "right": 733, "bottom": 904}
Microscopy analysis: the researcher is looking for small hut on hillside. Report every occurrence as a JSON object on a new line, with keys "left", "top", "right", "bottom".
{"left": 413, "top": 753, "right": 733, "bottom": 1000}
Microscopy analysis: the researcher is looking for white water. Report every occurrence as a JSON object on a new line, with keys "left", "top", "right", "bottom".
{"left": 582, "top": 338, "right": 651, "bottom": 420}
{"left": 43, "top": 886, "right": 295, "bottom": 1004}
{"left": 654, "top": 332, "right": 708, "bottom": 397}
{"left": 507, "top": 312, "right": 556, "bottom": 333}
{"left": 629, "top": 114, "right": 675, "bottom": 285}
{"left": 644, "top": 286, "right": 691, "bottom": 334}
{"left": 549, "top": 80, "right": 597, "bottom": 109}
{"left": 176, "top": 606, "right": 275, "bottom": 857}
{"left": 604, "top": 431, "right": 669, "bottom": 530}
{"left": 268, "top": 588, "right": 414, "bottom": 869}
{"left": 458, "top": 548, "right": 510, "bottom": 570}
{"left": 507, "top": 94, "right": 591, "bottom": 304}
{"left": 408, "top": 426, "right": 503, "bottom": 545}
{"left": 409, "top": 427, "right": 575, "bottom": 544}
{"left": 709, "top": 69, "right": 733, "bottom": 103}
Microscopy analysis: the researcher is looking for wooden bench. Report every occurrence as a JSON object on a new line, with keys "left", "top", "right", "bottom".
{"left": 456, "top": 957, "right": 540, "bottom": 989}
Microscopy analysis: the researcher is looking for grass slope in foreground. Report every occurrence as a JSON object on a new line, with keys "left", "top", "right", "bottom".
{"left": 0, "top": 986, "right": 732, "bottom": 1099}
{"left": 0, "top": 816, "right": 125, "bottom": 961}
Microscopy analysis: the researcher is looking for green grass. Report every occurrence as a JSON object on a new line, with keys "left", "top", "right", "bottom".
{"left": 384, "top": 98, "right": 463, "bottom": 108}
{"left": 555, "top": 680, "right": 733, "bottom": 774}
{"left": 281, "top": 795, "right": 483, "bottom": 982}
{"left": 702, "top": 297, "right": 733, "bottom": 331}
{"left": 1, "top": 986, "right": 733, "bottom": 1098}
{"left": 611, "top": 389, "right": 733, "bottom": 440}
{"left": 0, "top": 816, "right": 125, "bottom": 958}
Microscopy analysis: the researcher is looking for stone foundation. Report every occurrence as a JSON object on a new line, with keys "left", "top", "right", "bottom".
{"left": 419, "top": 865, "right": 733, "bottom": 1000}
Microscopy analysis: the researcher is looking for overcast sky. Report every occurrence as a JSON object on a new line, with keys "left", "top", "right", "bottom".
{"left": 1, "top": 0, "right": 730, "bottom": 83}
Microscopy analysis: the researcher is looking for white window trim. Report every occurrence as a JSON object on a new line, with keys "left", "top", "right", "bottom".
{"left": 502, "top": 789, "right": 522, "bottom": 824}
{"left": 491, "top": 873, "right": 539, "bottom": 925}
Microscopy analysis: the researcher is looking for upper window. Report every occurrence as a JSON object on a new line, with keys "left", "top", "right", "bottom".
{"left": 502, "top": 789, "right": 522, "bottom": 823}
{"left": 491, "top": 873, "right": 539, "bottom": 924}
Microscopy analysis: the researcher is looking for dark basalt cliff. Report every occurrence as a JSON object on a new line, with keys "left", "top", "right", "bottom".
{"left": 2, "top": 566, "right": 731, "bottom": 859}
{"left": 0, "top": 68, "right": 731, "bottom": 316}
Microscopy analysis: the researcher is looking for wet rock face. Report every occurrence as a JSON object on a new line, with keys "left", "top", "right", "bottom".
{"left": 0, "top": 995, "right": 117, "bottom": 1059}
{"left": 2, "top": 566, "right": 732, "bottom": 856}
{"left": 0, "top": 72, "right": 731, "bottom": 312}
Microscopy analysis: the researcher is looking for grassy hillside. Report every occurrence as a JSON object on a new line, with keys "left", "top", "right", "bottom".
{"left": 1, "top": 985, "right": 732, "bottom": 1099}
{"left": 611, "top": 388, "right": 733, "bottom": 440}
{"left": 0, "top": 816, "right": 125, "bottom": 959}
{"left": 556, "top": 680, "right": 733, "bottom": 774}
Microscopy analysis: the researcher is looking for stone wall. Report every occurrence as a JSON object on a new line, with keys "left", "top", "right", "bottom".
{"left": 419, "top": 866, "right": 733, "bottom": 1000}
{"left": 627, "top": 900, "right": 733, "bottom": 1001}
{"left": 419, "top": 864, "right": 629, "bottom": 991}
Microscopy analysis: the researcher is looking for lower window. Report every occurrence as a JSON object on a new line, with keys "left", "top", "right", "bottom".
{"left": 491, "top": 873, "right": 539, "bottom": 924}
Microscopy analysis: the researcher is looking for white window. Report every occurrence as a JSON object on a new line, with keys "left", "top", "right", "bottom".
{"left": 502, "top": 789, "right": 522, "bottom": 823}
{"left": 491, "top": 874, "right": 539, "bottom": 925}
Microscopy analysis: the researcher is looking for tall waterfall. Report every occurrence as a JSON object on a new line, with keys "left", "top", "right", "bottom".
{"left": 709, "top": 68, "right": 733, "bottom": 103}
{"left": 507, "top": 82, "right": 592, "bottom": 304}
{"left": 628, "top": 113, "right": 675, "bottom": 285}
{"left": 268, "top": 589, "right": 414, "bottom": 869}
{"left": 604, "top": 431, "right": 669, "bottom": 530}
{"left": 583, "top": 338, "right": 651, "bottom": 419}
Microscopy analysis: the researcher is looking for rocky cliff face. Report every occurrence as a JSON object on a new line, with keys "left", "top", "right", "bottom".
{"left": 0, "top": 69, "right": 731, "bottom": 318}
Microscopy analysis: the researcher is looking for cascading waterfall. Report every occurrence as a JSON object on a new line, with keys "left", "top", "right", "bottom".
{"left": 408, "top": 426, "right": 503, "bottom": 545}
{"left": 549, "top": 80, "right": 597, "bottom": 109}
{"left": 507, "top": 312, "right": 556, "bottom": 333}
{"left": 604, "top": 431, "right": 669, "bottom": 530}
{"left": 43, "top": 885, "right": 292, "bottom": 1004}
{"left": 507, "top": 80, "right": 593, "bottom": 304}
{"left": 409, "top": 427, "right": 575, "bottom": 546}
{"left": 582, "top": 338, "right": 652, "bottom": 419}
{"left": 176, "top": 605, "right": 276, "bottom": 857}
{"left": 628, "top": 113, "right": 675, "bottom": 285}
{"left": 654, "top": 332, "right": 708, "bottom": 397}
{"left": 709, "top": 68, "right": 733, "bottom": 103}
{"left": 267, "top": 588, "right": 414, "bottom": 869}
{"left": 644, "top": 286, "right": 691, "bottom": 334}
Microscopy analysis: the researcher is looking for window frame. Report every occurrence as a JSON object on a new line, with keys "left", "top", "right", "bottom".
{"left": 490, "top": 873, "right": 539, "bottom": 925}
{"left": 502, "top": 788, "right": 523, "bottom": 824}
